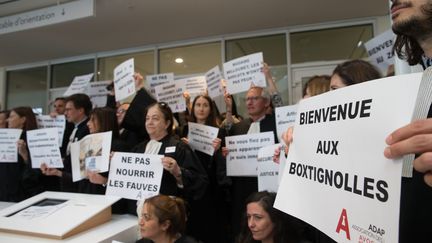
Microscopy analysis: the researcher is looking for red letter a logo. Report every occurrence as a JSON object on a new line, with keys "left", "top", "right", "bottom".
{"left": 335, "top": 208, "right": 351, "bottom": 240}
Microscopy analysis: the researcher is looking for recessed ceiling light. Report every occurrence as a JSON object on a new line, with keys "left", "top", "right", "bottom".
{"left": 175, "top": 58, "right": 183, "bottom": 63}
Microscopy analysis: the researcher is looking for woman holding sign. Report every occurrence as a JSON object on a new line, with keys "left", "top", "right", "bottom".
{"left": 180, "top": 95, "right": 232, "bottom": 243}
{"left": 0, "top": 107, "right": 44, "bottom": 202}
{"left": 131, "top": 102, "right": 208, "bottom": 213}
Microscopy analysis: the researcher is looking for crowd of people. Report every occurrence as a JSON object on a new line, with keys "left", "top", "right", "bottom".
{"left": 1, "top": 1, "right": 432, "bottom": 242}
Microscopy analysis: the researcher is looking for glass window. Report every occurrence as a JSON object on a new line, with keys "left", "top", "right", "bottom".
{"left": 7, "top": 66, "right": 47, "bottom": 113}
{"left": 225, "top": 34, "right": 288, "bottom": 116}
{"left": 290, "top": 24, "right": 373, "bottom": 63}
{"left": 51, "top": 59, "right": 94, "bottom": 88}
{"left": 159, "top": 42, "right": 221, "bottom": 75}
{"left": 98, "top": 51, "right": 155, "bottom": 81}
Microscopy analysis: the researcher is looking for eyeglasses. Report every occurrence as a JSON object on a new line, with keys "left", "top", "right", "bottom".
{"left": 244, "top": 96, "right": 262, "bottom": 102}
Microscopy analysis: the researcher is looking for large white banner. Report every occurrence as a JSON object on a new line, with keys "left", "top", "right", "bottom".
{"left": 275, "top": 105, "right": 298, "bottom": 141}
{"left": 223, "top": 52, "right": 265, "bottom": 95}
{"left": 364, "top": 29, "right": 395, "bottom": 73}
{"left": 0, "top": 129, "right": 22, "bottom": 163}
{"left": 187, "top": 122, "right": 219, "bottom": 156}
{"left": 257, "top": 144, "right": 280, "bottom": 192}
{"left": 87, "top": 81, "right": 111, "bottom": 108}
{"left": 114, "top": 58, "right": 135, "bottom": 101}
{"left": 225, "top": 132, "right": 275, "bottom": 176}
{"left": 106, "top": 152, "right": 164, "bottom": 200}
{"left": 63, "top": 73, "right": 94, "bottom": 97}
{"left": 154, "top": 80, "right": 186, "bottom": 113}
{"left": 27, "top": 128, "right": 63, "bottom": 168}
{"left": 205, "top": 66, "right": 224, "bottom": 98}
{"left": 36, "top": 115, "right": 66, "bottom": 147}
{"left": 71, "top": 131, "right": 112, "bottom": 182}
{"left": 146, "top": 73, "right": 174, "bottom": 95}
{"left": 274, "top": 73, "right": 422, "bottom": 243}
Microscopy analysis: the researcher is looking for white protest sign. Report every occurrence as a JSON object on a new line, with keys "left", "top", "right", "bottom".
{"left": 154, "top": 80, "right": 186, "bottom": 113}
{"left": 278, "top": 146, "right": 287, "bottom": 184}
{"left": 187, "top": 122, "right": 219, "bottom": 156}
{"left": 146, "top": 73, "right": 174, "bottom": 95}
{"left": 274, "top": 73, "right": 422, "bottom": 243}
{"left": 364, "top": 29, "right": 395, "bottom": 72}
{"left": 113, "top": 58, "right": 135, "bottom": 101}
{"left": 88, "top": 81, "right": 111, "bottom": 108}
{"left": 205, "top": 66, "right": 224, "bottom": 98}
{"left": 27, "top": 128, "right": 63, "bottom": 169}
{"left": 275, "top": 105, "right": 298, "bottom": 141}
{"left": 225, "top": 131, "right": 274, "bottom": 176}
{"left": 0, "top": 129, "right": 22, "bottom": 163}
{"left": 36, "top": 115, "right": 66, "bottom": 147}
{"left": 63, "top": 73, "right": 94, "bottom": 97}
{"left": 106, "top": 152, "right": 163, "bottom": 200}
{"left": 71, "top": 131, "right": 112, "bottom": 182}
{"left": 257, "top": 144, "right": 280, "bottom": 192}
{"left": 180, "top": 76, "right": 207, "bottom": 100}
{"left": 223, "top": 52, "right": 265, "bottom": 95}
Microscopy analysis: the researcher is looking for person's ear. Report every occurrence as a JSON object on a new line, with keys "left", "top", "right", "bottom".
{"left": 161, "top": 220, "right": 171, "bottom": 231}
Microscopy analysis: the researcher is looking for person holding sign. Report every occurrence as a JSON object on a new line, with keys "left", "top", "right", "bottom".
{"left": 130, "top": 103, "right": 208, "bottom": 213}
{"left": 180, "top": 95, "right": 231, "bottom": 243}
{"left": 1, "top": 107, "right": 44, "bottom": 202}
{"left": 237, "top": 191, "right": 307, "bottom": 243}
{"left": 136, "top": 195, "right": 198, "bottom": 243}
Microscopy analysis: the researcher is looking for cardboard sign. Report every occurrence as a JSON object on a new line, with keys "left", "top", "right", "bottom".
{"left": 146, "top": 73, "right": 174, "bottom": 95}
{"left": 87, "top": 81, "right": 111, "bottom": 108}
{"left": 257, "top": 144, "right": 280, "bottom": 192}
{"left": 364, "top": 29, "right": 395, "bottom": 72}
{"left": 187, "top": 122, "right": 219, "bottom": 156}
{"left": 71, "top": 131, "right": 112, "bottom": 182}
{"left": 154, "top": 80, "right": 186, "bottom": 113}
{"left": 0, "top": 129, "right": 22, "bottom": 163}
{"left": 36, "top": 115, "right": 66, "bottom": 147}
{"left": 225, "top": 131, "right": 275, "bottom": 176}
{"left": 113, "top": 58, "right": 135, "bottom": 101}
{"left": 274, "top": 73, "right": 422, "bottom": 243}
{"left": 223, "top": 52, "right": 265, "bottom": 95}
{"left": 205, "top": 66, "right": 224, "bottom": 98}
{"left": 27, "top": 128, "right": 63, "bottom": 168}
{"left": 106, "top": 152, "right": 163, "bottom": 200}
{"left": 275, "top": 105, "right": 298, "bottom": 141}
{"left": 63, "top": 73, "right": 94, "bottom": 97}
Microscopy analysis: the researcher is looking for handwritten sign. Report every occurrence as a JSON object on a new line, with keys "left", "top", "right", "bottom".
{"left": 70, "top": 131, "right": 112, "bottom": 182}
{"left": 275, "top": 105, "right": 298, "bottom": 141}
{"left": 27, "top": 128, "right": 63, "bottom": 168}
{"left": 257, "top": 144, "right": 280, "bottom": 192}
{"left": 274, "top": 73, "right": 422, "bottom": 243}
{"left": 0, "top": 128, "right": 22, "bottom": 163}
{"left": 87, "top": 80, "right": 111, "bottom": 108}
{"left": 205, "top": 66, "right": 224, "bottom": 98}
{"left": 154, "top": 80, "right": 186, "bottom": 113}
{"left": 113, "top": 58, "right": 135, "bottom": 101}
{"left": 223, "top": 52, "right": 265, "bottom": 95}
{"left": 106, "top": 152, "right": 163, "bottom": 200}
{"left": 364, "top": 29, "right": 395, "bottom": 72}
{"left": 63, "top": 73, "right": 94, "bottom": 97}
{"left": 225, "top": 131, "right": 274, "bottom": 176}
{"left": 187, "top": 122, "right": 219, "bottom": 156}
{"left": 146, "top": 73, "right": 174, "bottom": 95}
{"left": 36, "top": 115, "right": 66, "bottom": 147}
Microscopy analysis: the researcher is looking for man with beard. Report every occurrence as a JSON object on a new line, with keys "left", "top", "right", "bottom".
{"left": 384, "top": 0, "right": 432, "bottom": 242}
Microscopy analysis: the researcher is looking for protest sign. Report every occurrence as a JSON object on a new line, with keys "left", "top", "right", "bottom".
{"left": 223, "top": 52, "right": 265, "bottom": 95}
{"left": 180, "top": 76, "right": 207, "bottom": 100}
{"left": 274, "top": 73, "right": 422, "bottom": 243}
{"left": 154, "top": 80, "right": 186, "bottom": 113}
{"left": 0, "top": 128, "right": 22, "bottom": 163}
{"left": 225, "top": 131, "right": 274, "bottom": 176}
{"left": 275, "top": 104, "right": 297, "bottom": 141}
{"left": 113, "top": 58, "right": 135, "bottom": 101}
{"left": 205, "top": 66, "right": 224, "bottom": 98}
{"left": 70, "top": 131, "right": 112, "bottom": 182}
{"left": 27, "top": 128, "right": 63, "bottom": 168}
{"left": 187, "top": 122, "right": 219, "bottom": 156}
{"left": 146, "top": 73, "right": 174, "bottom": 95}
{"left": 106, "top": 152, "right": 163, "bottom": 200}
{"left": 36, "top": 115, "right": 66, "bottom": 147}
{"left": 364, "top": 29, "right": 395, "bottom": 73}
{"left": 257, "top": 144, "right": 280, "bottom": 192}
{"left": 63, "top": 73, "right": 94, "bottom": 96}
{"left": 87, "top": 80, "right": 111, "bottom": 107}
